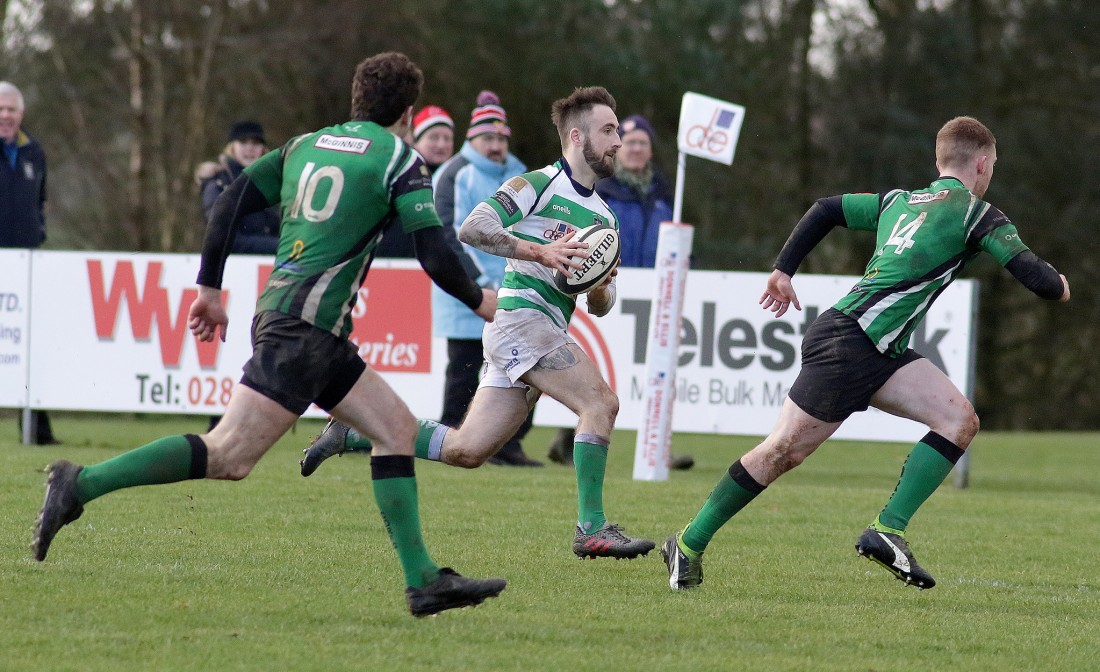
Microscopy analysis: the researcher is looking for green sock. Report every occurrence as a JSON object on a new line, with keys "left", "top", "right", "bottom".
{"left": 412, "top": 419, "right": 448, "bottom": 461}
{"left": 681, "top": 460, "right": 765, "bottom": 554}
{"left": 371, "top": 455, "right": 439, "bottom": 589}
{"left": 875, "top": 432, "right": 965, "bottom": 533}
{"left": 345, "top": 427, "right": 373, "bottom": 451}
{"left": 75, "top": 434, "right": 206, "bottom": 505}
{"left": 574, "top": 436, "right": 608, "bottom": 534}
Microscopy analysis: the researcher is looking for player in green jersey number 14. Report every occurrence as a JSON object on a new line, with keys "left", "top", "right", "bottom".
{"left": 33, "top": 52, "right": 507, "bottom": 618}
{"left": 661, "top": 116, "right": 1070, "bottom": 592}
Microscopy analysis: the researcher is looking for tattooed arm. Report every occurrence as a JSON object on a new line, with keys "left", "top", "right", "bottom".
{"left": 459, "top": 202, "right": 587, "bottom": 275}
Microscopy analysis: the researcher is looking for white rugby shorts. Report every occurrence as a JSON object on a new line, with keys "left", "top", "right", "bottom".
{"left": 479, "top": 308, "right": 573, "bottom": 389}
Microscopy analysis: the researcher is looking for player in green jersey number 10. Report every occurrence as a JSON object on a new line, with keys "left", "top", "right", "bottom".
{"left": 662, "top": 116, "right": 1070, "bottom": 592}
{"left": 33, "top": 52, "right": 507, "bottom": 618}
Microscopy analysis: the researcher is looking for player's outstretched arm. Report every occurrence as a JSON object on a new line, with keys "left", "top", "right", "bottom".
{"left": 1002, "top": 250, "right": 1069, "bottom": 302}
{"left": 188, "top": 286, "right": 228, "bottom": 342}
{"left": 196, "top": 175, "right": 271, "bottom": 290}
{"left": 772, "top": 196, "right": 847, "bottom": 279}
{"left": 759, "top": 269, "right": 801, "bottom": 318}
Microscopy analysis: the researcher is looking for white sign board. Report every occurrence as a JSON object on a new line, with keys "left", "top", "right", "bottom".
{"left": 676, "top": 92, "right": 746, "bottom": 166}
{"left": 537, "top": 269, "right": 975, "bottom": 444}
{"left": 0, "top": 249, "right": 31, "bottom": 407}
{"left": 11, "top": 252, "right": 975, "bottom": 445}
{"left": 24, "top": 252, "right": 439, "bottom": 418}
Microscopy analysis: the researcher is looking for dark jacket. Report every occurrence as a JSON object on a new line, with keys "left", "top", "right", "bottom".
{"left": 375, "top": 157, "right": 447, "bottom": 259}
{"left": 374, "top": 211, "right": 418, "bottom": 258}
{"left": 595, "top": 167, "right": 674, "bottom": 268}
{"left": 0, "top": 130, "right": 47, "bottom": 248}
{"left": 196, "top": 154, "right": 280, "bottom": 255}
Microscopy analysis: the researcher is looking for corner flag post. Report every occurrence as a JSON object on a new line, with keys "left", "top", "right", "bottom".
{"left": 633, "top": 93, "right": 745, "bottom": 481}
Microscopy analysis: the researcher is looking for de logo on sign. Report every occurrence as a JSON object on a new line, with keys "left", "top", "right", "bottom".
{"left": 677, "top": 92, "right": 745, "bottom": 166}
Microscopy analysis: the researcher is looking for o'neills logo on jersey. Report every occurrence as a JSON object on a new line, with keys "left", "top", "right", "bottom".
{"left": 315, "top": 134, "right": 371, "bottom": 154}
{"left": 908, "top": 189, "right": 949, "bottom": 205}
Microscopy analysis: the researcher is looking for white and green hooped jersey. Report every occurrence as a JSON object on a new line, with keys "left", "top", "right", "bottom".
{"left": 481, "top": 158, "right": 619, "bottom": 330}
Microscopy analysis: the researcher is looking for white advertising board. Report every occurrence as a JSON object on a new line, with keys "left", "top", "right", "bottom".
{"left": 0, "top": 249, "right": 31, "bottom": 407}
{"left": 25, "top": 253, "right": 439, "bottom": 418}
{"left": 537, "top": 269, "right": 975, "bottom": 444}
{"left": 15, "top": 252, "right": 974, "bottom": 444}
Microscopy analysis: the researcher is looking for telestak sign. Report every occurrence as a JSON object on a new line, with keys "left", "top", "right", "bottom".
{"left": 677, "top": 92, "right": 746, "bottom": 166}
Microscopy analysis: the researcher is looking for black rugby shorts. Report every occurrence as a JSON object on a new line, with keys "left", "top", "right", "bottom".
{"left": 240, "top": 311, "right": 365, "bottom": 415}
{"left": 787, "top": 308, "right": 923, "bottom": 423}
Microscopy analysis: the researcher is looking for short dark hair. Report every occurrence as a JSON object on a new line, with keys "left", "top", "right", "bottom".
{"left": 350, "top": 52, "right": 423, "bottom": 126}
{"left": 936, "top": 116, "right": 996, "bottom": 167}
{"left": 550, "top": 86, "right": 617, "bottom": 144}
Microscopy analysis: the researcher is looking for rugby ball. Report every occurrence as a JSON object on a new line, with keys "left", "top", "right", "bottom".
{"left": 553, "top": 225, "right": 621, "bottom": 295}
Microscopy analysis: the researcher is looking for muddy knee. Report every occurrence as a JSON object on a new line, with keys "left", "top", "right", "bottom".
{"left": 943, "top": 400, "right": 979, "bottom": 448}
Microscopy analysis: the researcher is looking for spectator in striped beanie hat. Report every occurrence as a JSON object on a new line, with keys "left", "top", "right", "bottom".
{"left": 466, "top": 90, "right": 511, "bottom": 140}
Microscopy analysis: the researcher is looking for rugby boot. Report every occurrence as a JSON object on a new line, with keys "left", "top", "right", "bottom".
{"left": 572, "top": 522, "right": 655, "bottom": 559}
{"left": 33, "top": 460, "right": 85, "bottom": 561}
{"left": 855, "top": 528, "right": 936, "bottom": 589}
{"left": 405, "top": 568, "right": 507, "bottom": 617}
{"left": 661, "top": 533, "right": 704, "bottom": 590}
{"left": 300, "top": 418, "right": 354, "bottom": 477}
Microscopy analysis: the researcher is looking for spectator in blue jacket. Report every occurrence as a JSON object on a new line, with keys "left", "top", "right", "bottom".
{"left": 431, "top": 91, "right": 541, "bottom": 466}
{"left": 1, "top": 81, "right": 59, "bottom": 445}
{"left": 0, "top": 81, "right": 46, "bottom": 248}
{"left": 546, "top": 114, "right": 694, "bottom": 470}
{"left": 596, "top": 114, "right": 673, "bottom": 267}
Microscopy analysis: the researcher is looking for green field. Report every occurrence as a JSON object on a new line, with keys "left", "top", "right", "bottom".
{"left": 1, "top": 412, "right": 1097, "bottom": 671}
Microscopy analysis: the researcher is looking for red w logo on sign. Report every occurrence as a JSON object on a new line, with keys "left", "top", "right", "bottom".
{"left": 87, "top": 260, "right": 225, "bottom": 369}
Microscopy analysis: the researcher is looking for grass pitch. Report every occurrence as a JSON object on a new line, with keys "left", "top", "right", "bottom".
{"left": 1, "top": 412, "right": 1097, "bottom": 671}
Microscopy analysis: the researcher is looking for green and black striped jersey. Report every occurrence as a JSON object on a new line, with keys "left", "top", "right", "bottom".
{"left": 836, "top": 177, "right": 1029, "bottom": 356}
{"left": 482, "top": 158, "right": 618, "bottom": 330}
{"left": 244, "top": 121, "right": 440, "bottom": 337}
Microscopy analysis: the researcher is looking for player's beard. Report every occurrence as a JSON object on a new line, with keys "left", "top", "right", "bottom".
{"left": 583, "top": 138, "right": 616, "bottom": 179}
